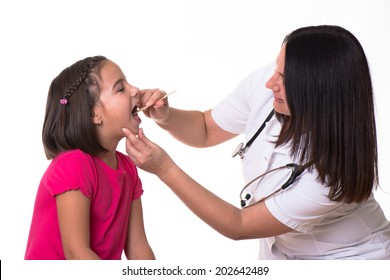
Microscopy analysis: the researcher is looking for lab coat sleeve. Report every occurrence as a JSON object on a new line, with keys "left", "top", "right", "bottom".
{"left": 265, "top": 174, "right": 342, "bottom": 233}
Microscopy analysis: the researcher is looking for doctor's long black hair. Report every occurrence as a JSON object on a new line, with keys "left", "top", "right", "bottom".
{"left": 276, "top": 25, "right": 378, "bottom": 203}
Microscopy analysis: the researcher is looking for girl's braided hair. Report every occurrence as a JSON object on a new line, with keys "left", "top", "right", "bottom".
{"left": 60, "top": 62, "right": 90, "bottom": 104}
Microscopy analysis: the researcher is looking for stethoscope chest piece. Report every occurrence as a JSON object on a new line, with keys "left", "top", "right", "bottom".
{"left": 232, "top": 110, "right": 274, "bottom": 160}
{"left": 232, "top": 142, "right": 245, "bottom": 158}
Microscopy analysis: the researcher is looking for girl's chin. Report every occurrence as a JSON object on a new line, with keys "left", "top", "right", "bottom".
{"left": 127, "top": 116, "right": 142, "bottom": 133}
{"left": 127, "top": 126, "right": 140, "bottom": 135}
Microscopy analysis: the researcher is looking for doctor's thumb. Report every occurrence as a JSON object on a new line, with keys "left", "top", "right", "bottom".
{"left": 138, "top": 128, "right": 144, "bottom": 137}
{"left": 137, "top": 128, "right": 149, "bottom": 141}
{"left": 121, "top": 128, "right": 134, "bottom": 139}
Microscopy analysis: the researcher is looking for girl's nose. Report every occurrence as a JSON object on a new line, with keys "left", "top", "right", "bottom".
{"left": 130, "top": 86, "right": 140, "bottom": 97}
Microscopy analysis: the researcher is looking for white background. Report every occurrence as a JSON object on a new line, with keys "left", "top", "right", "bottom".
{"left": 0, "top": 0, "right": 389, "bottom": 275}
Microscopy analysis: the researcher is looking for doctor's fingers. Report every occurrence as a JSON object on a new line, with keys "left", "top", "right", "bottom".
{"left": 135, "top": 130, "right": 174, "bottom": 175}
{"left": 124, "top": 137, "right": 154, "bottom": 169}
{"left": 139, "top": 88, "right": 166, "bottom": 108}
{"left": 123, "top": 128, "right": 163, "bottom": 168}
{"left": 122, "top": 127, "right": 146, "bottom": 148}
{"left": 122, "top": 128, "right": 146, "bottom": 157}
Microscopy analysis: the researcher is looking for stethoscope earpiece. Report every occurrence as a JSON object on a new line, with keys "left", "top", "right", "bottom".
{"left": 240, "top": 194, "right": 251, "bottom": 207}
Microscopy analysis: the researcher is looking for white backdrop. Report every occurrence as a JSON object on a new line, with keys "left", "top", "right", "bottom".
{"left": 1, "top": 0, "right": 389, "bottom": 265}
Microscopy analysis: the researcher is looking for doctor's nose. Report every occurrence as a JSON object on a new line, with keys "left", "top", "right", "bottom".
{"left": 266, "top": 74, "right": 276, "bottom": 90}
{"left": 266, "top": 73, "right": 283, "bottom": 92}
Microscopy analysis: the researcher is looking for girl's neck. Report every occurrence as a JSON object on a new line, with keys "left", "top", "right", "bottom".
{"left": 97, "top": 150, "right": 118, "bottom": 170}
{"left": 95, "top": 136, "right": 120, "bottom": 169}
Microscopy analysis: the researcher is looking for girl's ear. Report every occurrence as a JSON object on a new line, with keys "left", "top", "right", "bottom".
{"left": 92, "top": 105, "right": 103, "bottom": 126}
{"left": 93, "top": 114, "right": 103, "bottom": 126}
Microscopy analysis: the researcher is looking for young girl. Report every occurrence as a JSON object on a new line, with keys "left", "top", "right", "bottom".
{"left": 25, "top": 56, "right": 155, "bottom": 260}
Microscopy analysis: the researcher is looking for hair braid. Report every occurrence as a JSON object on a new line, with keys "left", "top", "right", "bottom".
{"left": 61, "top": 62, "right": 91, "bottom": 103}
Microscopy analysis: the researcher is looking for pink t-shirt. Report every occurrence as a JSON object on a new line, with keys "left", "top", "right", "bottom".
{"left": 25, "top": 150, "right": 143, "bottom": 260}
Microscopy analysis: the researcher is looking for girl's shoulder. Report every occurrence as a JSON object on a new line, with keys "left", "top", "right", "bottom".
{"left": 48, "top": 149, "right": 96, "bottom": 177}
{"left": 44, "top": 150, "right": 97, "bottom": 197}
{"left": 51, "top": 149, "right": 94, "bottom": 166}
{"left": 54, "top": 149, "right": 91, "bottom": 160}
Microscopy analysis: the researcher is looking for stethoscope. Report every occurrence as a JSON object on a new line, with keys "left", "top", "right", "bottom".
{"left": 231, "top": 109, "right": 305, "bottom": 207}
{"left": 239, "top": 163, "right": 305, "bottom": 208}
{"left": 232, "top": 110, "right": 275, "bottom": 159}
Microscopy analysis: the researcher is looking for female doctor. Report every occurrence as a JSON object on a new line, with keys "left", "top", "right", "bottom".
{"left": 123, "top": 25, "right": 390, "bottom": 259}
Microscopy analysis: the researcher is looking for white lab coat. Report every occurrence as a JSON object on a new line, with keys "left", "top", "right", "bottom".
{"left": 212, "top": 63, "right": 390, "bottom": 259}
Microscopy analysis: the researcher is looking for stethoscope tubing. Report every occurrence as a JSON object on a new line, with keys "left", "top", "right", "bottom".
{"left": 239, "top": 165, "right": 287, "bottom": 199}
{"left": 233, "top": 109, "right": 307, "bottom": 208}
{"left": 240, "top": 163, "right": 305, "bottom": 208}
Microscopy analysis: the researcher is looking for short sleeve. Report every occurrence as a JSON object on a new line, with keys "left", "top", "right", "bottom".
{"left": 44, "top": 150, "right": 96, "bottom": 198}
{"left": 265, "top": 173, "right": 342, "bottom": 233}
{"left": 129, "top": 165, "right": 143, "bottom": 201}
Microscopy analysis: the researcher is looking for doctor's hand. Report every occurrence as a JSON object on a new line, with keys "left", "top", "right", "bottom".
{"left": 138, "top": 89, "right": 170, "bottom": 123}
{"left": 122, "top": 128, "right": 175, "bottom": 178}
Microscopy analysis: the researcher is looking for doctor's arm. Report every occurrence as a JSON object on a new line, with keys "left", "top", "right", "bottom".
{"left": 122, "top": 128, "right": 292, "bottom": 240}
{"left": 155, "top": 108, "right": 237, "bottom": 148}
{"left": 137, "top": 89, "right": 237, "bottom": 148}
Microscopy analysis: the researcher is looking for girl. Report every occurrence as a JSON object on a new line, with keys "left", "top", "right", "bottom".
{"left": 123, "top": 26, "right": 390, "bottom": 259}
{"left": 25, "top": 56, "right": 155, "bottom": 260}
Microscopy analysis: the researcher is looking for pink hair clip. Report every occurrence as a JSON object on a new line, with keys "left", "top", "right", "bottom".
{"left": 60, "top": 98, "right": 68, "bottom": 105}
